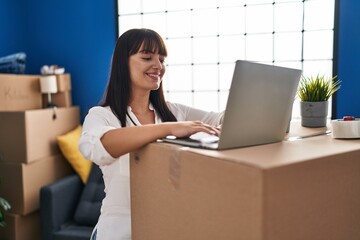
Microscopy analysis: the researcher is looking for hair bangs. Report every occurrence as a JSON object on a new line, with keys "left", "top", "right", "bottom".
{"left": 129, "top": 29, "right": 167, "bottom": 56}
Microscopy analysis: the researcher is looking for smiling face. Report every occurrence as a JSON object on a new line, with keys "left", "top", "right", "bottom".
{"left": 129, "top": 45, "right": 166, "bottom": 94}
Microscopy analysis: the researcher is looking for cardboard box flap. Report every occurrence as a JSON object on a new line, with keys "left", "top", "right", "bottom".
{"left": 186, "top": 134, "right": 360, "bottom": 169}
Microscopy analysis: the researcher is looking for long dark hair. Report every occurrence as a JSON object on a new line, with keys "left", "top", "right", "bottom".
{"left": 100, "top": 28, "right": 177, "bottom": 127}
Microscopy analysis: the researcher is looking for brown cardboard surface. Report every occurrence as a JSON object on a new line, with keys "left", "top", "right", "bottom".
{"left": 0, "top": 211, "right": 40, "bottom": 240}
{"left": 55, "top": 73, "right": 71, "bottom": 92}
{"left": 0, "top": 106, "right": 80, "bottom": 163}
{"left": 187, "top": 135, "right": 360, "bottom": 169}
{"left": 0, "top": 154, "right": 73, "bottom": 215}
{"left": 186, "top": 122, "right": 358, "bottom": 169}
{"left": 43, "top": 91, "right": 72, "bottom": 108}
{"left": 0, "top": 74, "right": 42, "bottom": 111}
{"left": 130, "top": 124, "right": 360, "bottom": 240}
{"left": 131, "top": 143, "right": 263, "bottom": 240}
{"left": 263, "top": 151, "right": 360, "bottom": 240}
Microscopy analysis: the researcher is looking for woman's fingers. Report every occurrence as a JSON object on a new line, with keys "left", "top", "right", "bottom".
{"left": 170, "top": 121, "right": 220, "bottom": 137}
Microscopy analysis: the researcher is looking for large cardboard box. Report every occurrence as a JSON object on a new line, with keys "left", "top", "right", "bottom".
{"left": 0, "top": 154, "right": 73, "bottom": 215}
{"left": 0, "top": 74, "right": 42, "bottom": 111}
{"left": 0, "top": 106, "right": 80, "bottom": 164}
{"left": 130, "top": 125, "right": 360, "bottom": 240}
{"left": 0, "top": 211, "right": 40, "bottom": 240}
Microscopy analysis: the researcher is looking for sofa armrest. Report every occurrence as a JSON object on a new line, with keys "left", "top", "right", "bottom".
{"left": 40, "top": 174, "right": 84, "bottom": 240}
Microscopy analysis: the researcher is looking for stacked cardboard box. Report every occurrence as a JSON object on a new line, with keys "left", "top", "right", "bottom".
{"left": 0, "top": 73, "right": 79, "bottom": 240}
{"left": 0, "top": 74, "right": 42, "bottom": 111}
{"left": 0, "top": 73, "right": 73, "bottom": 111}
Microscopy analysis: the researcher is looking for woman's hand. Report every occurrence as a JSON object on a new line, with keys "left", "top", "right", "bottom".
{"left": 165, "top": 121, "right": 221, "bottom": 138}
{"left": 100, "top": 121, "right": 220, "bottom": 158}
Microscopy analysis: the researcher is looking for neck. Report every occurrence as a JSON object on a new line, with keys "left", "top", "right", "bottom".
{"left": 129, "top": 92, "right": 151, "bottom": 115}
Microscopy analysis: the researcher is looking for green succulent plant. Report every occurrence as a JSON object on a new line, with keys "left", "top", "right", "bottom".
{"left": 0, "top": 178, "right": 11, "bottom": 227}
{"left": 298, "top": 74, "right": 341, "bottom": 102}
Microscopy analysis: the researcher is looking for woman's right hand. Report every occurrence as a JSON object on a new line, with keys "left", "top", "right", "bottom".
{"left": 165, "top": 121, "right": 221, "bottom": 138}
{"left": 99, "top": 121, "right": 220, "bottom": 158}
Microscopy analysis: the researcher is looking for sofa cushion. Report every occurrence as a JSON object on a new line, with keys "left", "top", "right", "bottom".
{"left": 74, "top": 164, "right": 105, "bottom": 226}
{"left": 53, "top": 224, "right": 93, "bottom": 240}
{"left": 57, "top": 125, "right": 92, "bottom": 183}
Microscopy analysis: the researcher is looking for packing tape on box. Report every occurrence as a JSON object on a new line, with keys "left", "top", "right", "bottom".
{"left": 331, "top": 119, "right": 360, "bottom": 139}
{"left": 168, "top": 147, "right": 189, "bottom": 191}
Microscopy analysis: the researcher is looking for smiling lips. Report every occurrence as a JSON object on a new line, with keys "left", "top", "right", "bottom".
{"left": 146, "top": 73, "right": 161, "bottom": 81}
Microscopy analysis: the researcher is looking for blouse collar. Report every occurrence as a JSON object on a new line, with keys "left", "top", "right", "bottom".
{"left": 126, "top": 102, "right": 158, "bottom": 126}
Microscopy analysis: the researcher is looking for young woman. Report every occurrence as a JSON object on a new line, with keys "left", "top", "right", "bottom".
{"left": 79, "top": 28, "right": 224, "bottom": 240}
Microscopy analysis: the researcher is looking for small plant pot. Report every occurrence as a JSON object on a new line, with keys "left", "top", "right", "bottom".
{"left": 300, "top": 101, "right": 328, "bottom": 128}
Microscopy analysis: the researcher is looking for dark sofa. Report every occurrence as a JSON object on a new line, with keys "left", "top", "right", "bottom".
{"left": 40, "top": 163, "right": 105, "bottom": 240}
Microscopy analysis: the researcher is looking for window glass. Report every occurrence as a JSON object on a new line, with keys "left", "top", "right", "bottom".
{"left": 194, "top": 91, "right": 219, "bottom": 112}
{"left": 304, "top": 0, "right": 335, "bottom": 30}
{"left": 219, "top": 91, "right": 230, "bottom": 111}
{"left": 274, "top": 2, "right": 303, "bottom": 32}
{"left": 167, "top": 92, "right": 193, "bottom": 106}
{"left": 192, "top": 9, "right": 218, "bottom": 37}
{"left": 193, "top": 64, "right": 218, "bottom": 91}
{"left": 166, "top": 38, "right": 192, "bottom": 65}
{"left": 303, "top": 30, "right": 334, "bottom": 60}
{"left": 142, "top": 0, "right": 166, "bottom": 13}
{"left": 219, "top": 35, "right": 245, "bottom": 63}
{"left": 118, "top": 0, "right": 335, "bottom": 119}
{"left": 142, "top": 13, "right": 167, "bottom": 38}
{"left": 167, "top": 11, "right": 192, "bottom": 38}
{"left": 274, "top": 32, "right": 302, "bottom": 61}
{"left": 246, "top": 5, "right": 273, "bottom": 33}
{"left": 191, "top": 0, "right": 217, "bottom": 9}
{"left": 245, "top": 34, "right": 273, "bottom": 61}
{"left": 218, "top": 7, "right": 245, "bottom": 35}
{"left": 193, "top": 37, "right": 218, "bottom": 64}
{"left": 167, "top": 0, "right": 191, "bottom": 11}
{"left": 118, "top": 0, "right": 141, "bottom": 15}
{"left": 166, "top": 66, "right": 192, "bottom": 91}
{"left": 219, "top": 63, "right": 235, "bottom": 90}
{"left": 118, "top": 15, "right": 141, "bottom": 35}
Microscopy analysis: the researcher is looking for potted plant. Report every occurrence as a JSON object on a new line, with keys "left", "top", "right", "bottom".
{"left": 298, "top": 74, "right": 341, "bottom": 127}
{"left": 0, "top": 178, "right": 11, "bottom": 227}
{"left": 0, "top": 197, "right": 11, "bottom": 227}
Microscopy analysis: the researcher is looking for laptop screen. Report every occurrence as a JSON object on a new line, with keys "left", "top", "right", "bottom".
{"left": 218, "top": 60, "right": 301, "bottom": 149}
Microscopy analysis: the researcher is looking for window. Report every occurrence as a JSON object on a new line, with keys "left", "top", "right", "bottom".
{"left": 117, "top": 0, "right": 335, "bottom": 118}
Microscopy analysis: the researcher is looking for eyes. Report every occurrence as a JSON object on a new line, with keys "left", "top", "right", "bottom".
{"left": 140, "top": 52, "right": 165, "bottom": 64}
{"left": 141, "top": 57, "right": 165, "bottom": 64}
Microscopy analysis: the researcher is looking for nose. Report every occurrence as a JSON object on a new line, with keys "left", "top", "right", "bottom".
{"left": 153, "top": 58, "right": 163, "bottom": 70}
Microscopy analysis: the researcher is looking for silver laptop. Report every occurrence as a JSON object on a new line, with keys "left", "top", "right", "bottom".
{"left": 162, "top": 60, "right": 301, "bottom": 150}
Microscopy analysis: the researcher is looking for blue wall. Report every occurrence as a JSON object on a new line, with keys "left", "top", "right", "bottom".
{"left": 0, "top": 0, "right": 26, "bottom": 55}
{"left": 1, "top": 0, "right": 359, "bottom": 119}
{"left": 336, "top": 0, "right": 360, "bottom": 118}
{"left": 0, "top": 0, "right": 116, "bottom": 121}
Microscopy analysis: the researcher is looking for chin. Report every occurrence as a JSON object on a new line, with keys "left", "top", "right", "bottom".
{"left": 152, "top": 84, "right": 161, "bottom": 90}
{"left": 151, "top": 81, "right": 161, "bottom": 90}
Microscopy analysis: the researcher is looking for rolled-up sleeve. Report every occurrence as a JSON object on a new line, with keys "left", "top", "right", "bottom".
{"left": 79, "top": 107, "right": 120, "bottom": 166}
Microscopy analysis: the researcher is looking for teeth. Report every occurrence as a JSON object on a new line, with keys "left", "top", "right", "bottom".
{"left": 148, "top": 73, "right": 159, "bottom": 78}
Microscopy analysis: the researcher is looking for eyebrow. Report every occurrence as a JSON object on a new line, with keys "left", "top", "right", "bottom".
{"left": 139, "top": 49, "right": 155, "bottom": 54}
{"left": 138, "top": 50, "right": 165, "bottom": 58}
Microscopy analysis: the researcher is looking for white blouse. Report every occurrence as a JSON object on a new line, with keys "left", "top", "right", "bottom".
{"left": 79, "top": 102, "right": 224, "bottom": 240}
